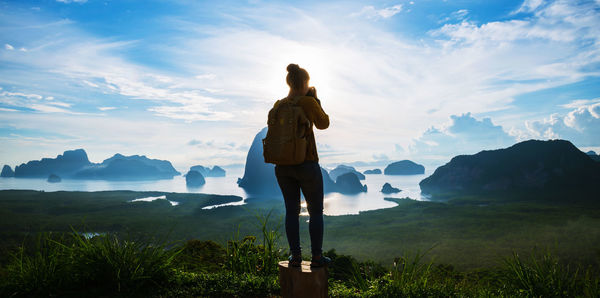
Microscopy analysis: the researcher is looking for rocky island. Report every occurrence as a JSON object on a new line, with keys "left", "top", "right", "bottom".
{"left": 12, "top": 149, "right": 180, "bottom": 180}
{"left": 419, "top": 139, "right": 600, "bottom": 197}
{"left": 381, "top": 183, "right": 401, "bottom": 194}
{"left": 238, "top": 128, "right": 369, "bottom": 196}
{"left": 363, "top": 169, "right": 382, "bottom": 175}
{"left": 384, "top": 160, "right": 425, "bottom": 175}
{"left": 1, "top": 165, "right": 14, "bottom": 177}
{"left": 190, "top": 165, "right": 226, "bottom": 177}
{"left": 185, "top": 170, "right": 206, "bottom": 187}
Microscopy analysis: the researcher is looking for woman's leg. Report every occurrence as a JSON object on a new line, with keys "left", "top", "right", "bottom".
{"left": 275, "top": 166, "right": 302, "bottom": 256}
{"left": 298, "top": 162, "right": 324, "bottom": 256}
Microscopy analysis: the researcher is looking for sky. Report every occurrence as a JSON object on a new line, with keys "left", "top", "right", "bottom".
{"left": 1, "top": 0, "right": 600, "bottom": 172}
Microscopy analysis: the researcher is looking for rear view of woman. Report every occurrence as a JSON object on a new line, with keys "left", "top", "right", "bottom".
{"left": 268, "top": 63, "right": 330, "bottom": 267}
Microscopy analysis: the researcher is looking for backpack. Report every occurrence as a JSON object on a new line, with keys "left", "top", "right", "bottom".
{"left": 262, "top": 96, "right": 311, "bottom": 165}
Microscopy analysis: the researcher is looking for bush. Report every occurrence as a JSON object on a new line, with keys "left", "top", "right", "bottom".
{"left": 501, "top": 248, "right": 599, "bottom": 297}
{"left": 1, "top": 231, "right": 181, "bottom": 297}
{"left": 176, "top": 240, "right": 226, "bottom": 273}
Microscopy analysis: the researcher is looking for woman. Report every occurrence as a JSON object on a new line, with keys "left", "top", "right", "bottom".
{"left": 274, "top": 63, "right": 331, "bottom": 267}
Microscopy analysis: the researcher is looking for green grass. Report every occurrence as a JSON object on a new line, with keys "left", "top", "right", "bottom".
{"left": 1, "top": 229, "right": 598, "bottom": 297}
{"left": 0, "top": 189, "right": 599, "bottom": 296}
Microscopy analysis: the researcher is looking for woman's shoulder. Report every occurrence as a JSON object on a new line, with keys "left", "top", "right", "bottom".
{"left": 297, "top": 96, "right": 318, "bottom": 105}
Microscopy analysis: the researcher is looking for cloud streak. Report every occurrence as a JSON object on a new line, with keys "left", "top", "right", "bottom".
{"left": 1, "top": 0, "right": 599, "bottom": 167}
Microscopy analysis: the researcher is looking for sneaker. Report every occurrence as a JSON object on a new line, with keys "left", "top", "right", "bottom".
{"left": 310, "top": 255, "right": 331, "bottom": 268}
{"left": 288, "top": 254, "right": 302, "bottom": 267}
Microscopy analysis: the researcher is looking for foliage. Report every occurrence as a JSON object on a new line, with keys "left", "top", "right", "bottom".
{"left": 1, "top": 190, "right": 600, "bottom": 296}
{"left": 225, "top": 209, "right": 283, "bottom": 276}
{"left": 501, "top": 247, "right": 599, "bottom": 297}
{"left": 1, "top": 231, "right": 181, "bottom": 297}
{"left": 175, "top": 239, "right": 226, "bottom": 273}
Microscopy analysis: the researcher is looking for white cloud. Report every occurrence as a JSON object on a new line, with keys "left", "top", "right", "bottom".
{"left": 56, "top": 0, "right": 87, "bottom": 3}
{"left": 1, "top": 19, "right": 228, "bottom": 122}
{"left": 410, "top": 113, "right": 516, "bottom": 157}
{"left": 82, "top": 80, "right": 99, "bottom": 88}
{"left": 4, "top": 44, "right": 14, "bottom": 50}
{"left": 0, "top": 107, "right": 18, "bottom": 112}
{"left": 98, "top": 106, "right": 116, "bottom": 111}
{"left": 525, "top": 103, "right": 600, "bottom": 146}
{"left": 195, "top": 74, "right": 217, "bottom": 80}
{"left": 46, "top": 101, "right": 71, "bottom": 108}
{"left": 353, "top": 4, "right": 403, "bottom": 19}
{"left": 452, "top": 9, "right": 469, "bottom": 20}
{"left": 28, "top": 104, "right": 72, "bottom": 113}
{"left": 440, "top": 9, "right": 469, "bottom": 23}
{"left": 0, "top": 91, "right": 43, "bottom": 100}
{"left": 2, "top": 0, "right": 600, "bottom": 166}
{"left": 560, "top": 98, "right": 600, "bottom": 109}
{"left": 515, "top": 0, "right": 544, "bottom": 14}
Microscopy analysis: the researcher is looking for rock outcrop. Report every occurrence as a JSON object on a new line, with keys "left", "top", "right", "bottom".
{"left": 335, "top": 172, "right": 367, "bottom": 194}
{"left": 329, "top": 165, "right": 365, "bottom": 181}
{"left": 381, "top": 183, "right": 401, "bottom": 194}
{"left": 237, "top": 128, "right": 280, "bottom": 196}
{"left": 420, "top": 139, "right": 600, "bottom": 196}
{"left": 74, "top": 154, "right": 180, "bottom": 180}
{"left": 237, "top": 128, "right": 369, "bottom": 196}
{"left": 1, "top": 165, "right": 14, "bottom": 177}
{"left": 384, "top": 160, "right": 425, "bottom": 175}
{"left": 185, "top": 170, "right": 206, "bottom": 187}
{"left": 587, "top": 151, "right": 600, "bottom": 162}
{"left": 12, "top": 149, "right": 180, "bottom": 180}
{"left": 363, "top": 169, "right": 382, "bottom": 175}
{"left": 321, "top": 167, "right": 337, "bottom": 193}
{"left": 15, "top": 149, "right": 92, "bottom": 178}
{"left": 190, "top": 165, "right": 226, "bottom": 177}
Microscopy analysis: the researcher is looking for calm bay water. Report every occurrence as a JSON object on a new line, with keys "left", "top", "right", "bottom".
{"left": 0, "top": 168, "right": 430, "bottom": 216}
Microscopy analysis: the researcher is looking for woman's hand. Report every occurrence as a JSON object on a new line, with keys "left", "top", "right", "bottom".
{"left": 306, "top": 86, "right": 317, "bottom": 98}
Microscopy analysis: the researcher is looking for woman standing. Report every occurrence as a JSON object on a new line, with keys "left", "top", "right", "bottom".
{"left": 272, "top": 63, "right": 330, "bottom": 267}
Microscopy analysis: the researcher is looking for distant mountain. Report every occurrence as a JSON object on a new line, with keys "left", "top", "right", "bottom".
{"left": 190, "top": 165, "right": 226, "bottom": 177}
{"left": 364, "top": 169, "right": 382, "bottom": 175}
{"left": 329, "top": 165, "right": 365, "bottom": 181}
{"left": 14, "top": 149, "right": 92, "bottom": 178}
{"left": 186, "top": 170, "right": 205, "bottom": 187}
{"left": 1, "top": 165, "right": 14, "bottom": 177}
{"left": 13, "top": 149, "right": 180, "bottom": 180}
{"left": 587, "top": 151, "right": 600, "bottom": 162}
{"left": 384, "top": 160, "right": 425, "bottom": 175}
{"left": 420, "top": 139, "right": 600, "bottom": 197}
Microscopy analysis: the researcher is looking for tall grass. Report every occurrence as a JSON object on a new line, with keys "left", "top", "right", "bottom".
{"left": 502, "top": 247, "right": 599, "bottom": 297}
{"left": 68, "top": 230, "right": 181, "bottom": 293}
{"left": 1, "top": 230, "right": 181, "bottom": 296}
{"left": 3, "top": 233, "right": 71, "bottom": 296}
{"left": 225, "top": 209, "right": 283, "bottom": 276}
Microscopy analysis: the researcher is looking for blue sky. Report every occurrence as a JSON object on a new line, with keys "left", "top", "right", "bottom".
{"left": 1, "top": 0, "right": 599, "bottom": 171}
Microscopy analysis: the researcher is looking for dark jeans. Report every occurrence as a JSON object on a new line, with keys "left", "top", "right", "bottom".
{"left": 274, "top": 161, "right": 324, "bottom": 256}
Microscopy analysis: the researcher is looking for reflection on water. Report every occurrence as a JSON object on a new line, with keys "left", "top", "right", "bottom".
{"left": 0, "top": 167, "right": 431, "bottom": 216}
{"left": 130, "top": 195, "right": 179, "bottom": 206}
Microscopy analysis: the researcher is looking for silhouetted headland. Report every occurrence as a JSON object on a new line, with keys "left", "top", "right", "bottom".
{"left": 420, "top": 139, "right": 600, "bottom": 198}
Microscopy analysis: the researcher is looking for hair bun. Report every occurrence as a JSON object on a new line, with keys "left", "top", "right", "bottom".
{"left": 287, "top": 63, "right": 300, "bottom": 72}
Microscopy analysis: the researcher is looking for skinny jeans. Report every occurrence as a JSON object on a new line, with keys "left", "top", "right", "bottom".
{"left": 274, "top": 161, "right": 324, "bottom": 256}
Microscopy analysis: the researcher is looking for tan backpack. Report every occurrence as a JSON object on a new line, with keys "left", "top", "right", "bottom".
{"left": 262, "top": 96, "right": 311, "bottom": 165}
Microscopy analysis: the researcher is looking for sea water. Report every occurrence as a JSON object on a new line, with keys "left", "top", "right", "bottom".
{"left": 0, "top": 167, "right": 430, "bottom": 216}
